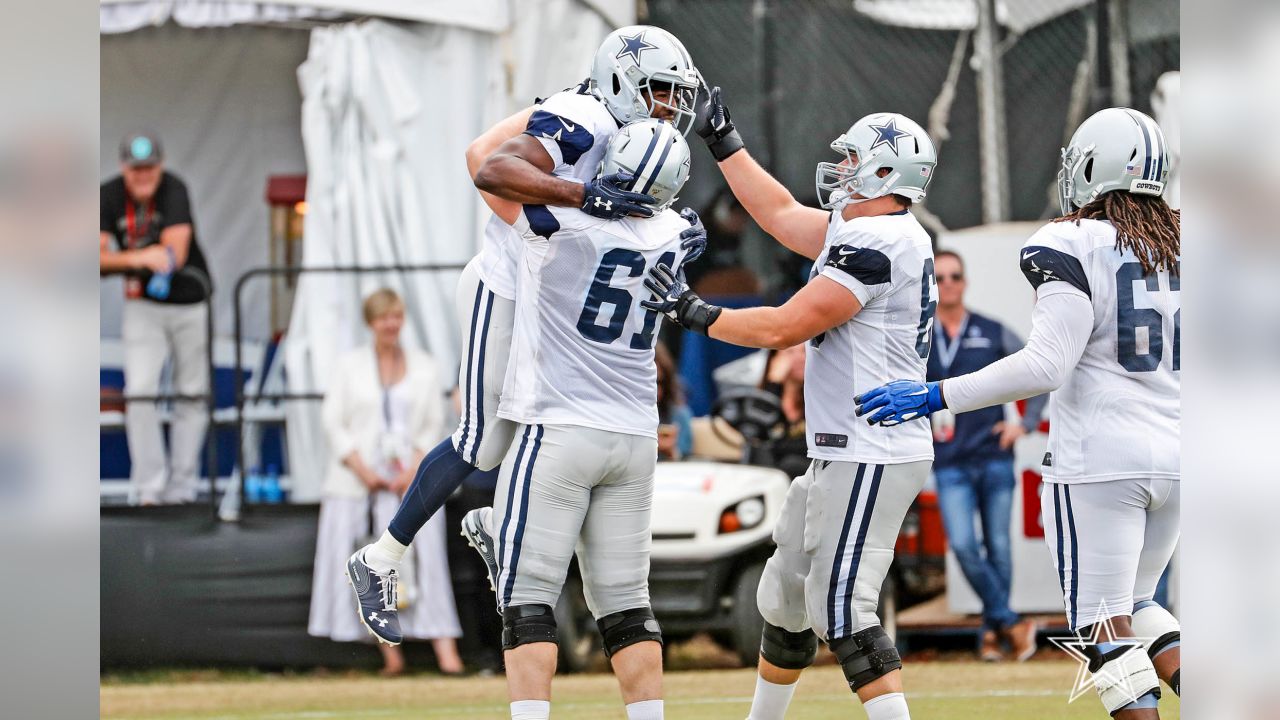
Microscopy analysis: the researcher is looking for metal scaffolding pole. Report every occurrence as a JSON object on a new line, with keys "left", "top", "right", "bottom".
{"left": 975, "top": 0, "right": 1009, "bottom": 223}
{"left": 1107, "top": 0, "right": 1132, "bottom": 107}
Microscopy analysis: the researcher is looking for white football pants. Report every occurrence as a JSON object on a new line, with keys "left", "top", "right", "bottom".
{"left": 451, "top": 258, "right": 518, "bottom": 472}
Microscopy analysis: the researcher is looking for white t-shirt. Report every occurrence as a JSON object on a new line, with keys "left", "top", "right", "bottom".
{"left": 806, "top": 210, "right": 936, "bottom": 464}
{"left": 473, "top": 84, "right": 620, "bottom": 299}
{"left": 947, "top": 218, "right": 1180, "bottom": 482}
{"left": 498, "top": 205, "right": 689, "bottom": 438}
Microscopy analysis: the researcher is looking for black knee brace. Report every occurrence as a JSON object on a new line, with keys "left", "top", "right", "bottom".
{"left": 597, "top": 607, "right": 662, "bottom": 658}
{"left": 502, "top": 603, "right": 557, "bottom": 650}
{"left": 829, "top": 625, "right": 902, "bottom": 691}
{"left": 1148, "top": 630, "right": 1180, "bottom": 661}
{"left": 760, "top": 623, "right": 818, "bottom": 670}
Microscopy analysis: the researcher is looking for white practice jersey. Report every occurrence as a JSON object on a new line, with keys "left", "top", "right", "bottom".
{"left": 498, "top": 205, "right": 689, "bottom": 438}
{"left": 1018, "top": 218, "right": 1180, "bottom": 482}
{"left": 806, "top": 210, "right": 936, "bottom": 464}
{"left": 474, "top": 82, "right": 620, "bottom": 299}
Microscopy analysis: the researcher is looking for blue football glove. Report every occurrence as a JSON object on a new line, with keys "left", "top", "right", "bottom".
{"left": 582, "top": 171, "right": 657, "bottom": 219}
{"left": 854, "top": 380, "right": 946, "bottom": 426}
{"left": 676, "top": 208, "right": 707, "bottom": 270}
{"left": 641, "top": 263, "right": 722, "bottom": 335}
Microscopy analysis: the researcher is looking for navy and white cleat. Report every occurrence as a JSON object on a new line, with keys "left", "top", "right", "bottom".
{"left": 346, "top": 549, "right": 402, "bottom": 646}
{"left": 461, "top": 507, "right": 500, "bottom": 595}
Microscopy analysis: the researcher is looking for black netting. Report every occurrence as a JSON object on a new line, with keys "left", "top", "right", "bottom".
{"left": 643, "top": 0, "right": 1178, "bottom": 292}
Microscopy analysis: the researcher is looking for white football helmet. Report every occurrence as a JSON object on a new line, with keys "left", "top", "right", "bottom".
{"left": 1058, "top": 107, "right": 1169, "bottom": 215}
{"left": 590, "top": 26, "right": 700, "bottom": 135}
{"left": 815, "top": 112, "right": 937, "bottom": 210}
{"left": 600, "top": 119, "right": 692, "bottom": 212}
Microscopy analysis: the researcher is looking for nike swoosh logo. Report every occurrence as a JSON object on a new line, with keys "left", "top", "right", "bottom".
{"left": 1022, "top": 250, "right": 1040, "bottom": 261}
{"left": 837, "top": 246, "right": 858, "bottom": 256}
{"left": 559, "top": 118, "right": 576, "bottom": 132}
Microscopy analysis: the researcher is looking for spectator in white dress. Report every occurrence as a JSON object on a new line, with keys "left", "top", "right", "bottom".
{"left": 308, "top": 288, "right": 464, "bottom": 676}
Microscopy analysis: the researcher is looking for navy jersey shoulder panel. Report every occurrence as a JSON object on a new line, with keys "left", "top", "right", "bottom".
{"left": 824, "top": 244, "right": 892, "bottom": 286}
{"left": 1019, "top": 246, "right": 1091, "bottom": 297}
{"left": 523, "top": 204, "right": 560, "bottom": 240}
{"left": 523, "top": 109, "right": 596, "bottom": 166}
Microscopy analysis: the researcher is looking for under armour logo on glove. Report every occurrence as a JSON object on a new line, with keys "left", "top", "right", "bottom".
{"left": 582, "top": 171, "right": 656, "bottom": 220}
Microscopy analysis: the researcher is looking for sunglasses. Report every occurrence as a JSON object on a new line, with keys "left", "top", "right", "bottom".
{"left": 937, "top": 273, "right": 964, "bottom": 282}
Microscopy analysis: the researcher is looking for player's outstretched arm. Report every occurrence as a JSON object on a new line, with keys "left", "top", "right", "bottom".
{"left": 693, "top": 84, "right": 829, "bottom": 260}
{"left": 940, "top": 290, "right": 1093, "bottom": 412}
{"left": 643, "top": 266, "right": 858, "bottom": 349}
{"left": 855, "top": 290, "right": 1094, "bottom": 426}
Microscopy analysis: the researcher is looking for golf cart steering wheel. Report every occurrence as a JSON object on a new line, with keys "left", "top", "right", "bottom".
{"left": 710, "top": 388, "right": 789, "bottom": 446}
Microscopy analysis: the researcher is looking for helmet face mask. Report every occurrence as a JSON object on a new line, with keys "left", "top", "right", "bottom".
{"left": 1057, "top": 143, "right": 1093, "bottom": 215}
{"left": 591, "top": 26, "right": 701, "bottom": 136}
{"left": 635, "top": 76, "right": 699, "bottom": 133}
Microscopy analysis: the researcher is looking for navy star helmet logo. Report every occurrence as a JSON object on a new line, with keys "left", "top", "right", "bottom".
{"left": 868, "top": 117, "right": 911, "bottom": 156}
{"left": 615, "top": 31, "right": 659, "bottom": 65}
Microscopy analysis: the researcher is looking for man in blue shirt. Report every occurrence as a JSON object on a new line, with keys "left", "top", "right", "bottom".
{"left": 927, "top": 250, "right": 1045, "bottom": 662}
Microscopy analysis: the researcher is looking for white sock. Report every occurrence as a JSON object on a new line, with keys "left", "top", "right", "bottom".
{"left": 510, "top": 699, "right": 550, "bottom": 720}
{"left": 863, "top": 692, "right": 910, "bottom": 720}
{"left": 625, "top": 699, "right": 663, "bottom": 720}
{"left": 747, "top": 675, "right": 798, "bottom": 720}
{"left": 364, "top": 531, "right": 407, "bottom": 573}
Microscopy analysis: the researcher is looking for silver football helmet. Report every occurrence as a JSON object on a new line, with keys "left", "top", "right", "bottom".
{"left": 815, "top": 112, "right": 937, "bottom": 210}
{"left": 590, "top": 26, "right": 700, "bottom": 135}
{"left": 1058, "top": 107, "right": 1169, "bottom": 215}
{"left": 600, "top": 119, "right": 692, "bottom": 212}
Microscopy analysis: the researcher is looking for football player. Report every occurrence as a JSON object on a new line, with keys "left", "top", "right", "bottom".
{"left": 856, "top": 108, "right": 1180, "bottom": 719}
{"left": 482, "top": 119, "right": 697, "bottom": 720}
{"left": 646, "top": 89, "right": 938, "bottom": 720}
{"left": 345, "top": 26, "right": 701, "bottom": 647}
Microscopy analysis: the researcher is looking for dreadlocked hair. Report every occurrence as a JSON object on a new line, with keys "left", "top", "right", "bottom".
{"left": 1055, "top": 192, "right": 1180, "bottom": 276}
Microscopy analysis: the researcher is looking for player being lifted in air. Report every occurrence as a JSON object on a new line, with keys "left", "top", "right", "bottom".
{"left": 856, "top": 108, "right": 1180, "bottom": 719}
{"left": 345, "top": 26, "right": 701, "bottom": 647}
{"left": 647, "top": 81, "right": 939, "bottom": 720}
{"left": 479, "top": 118, "right": 700, "bottom": 720}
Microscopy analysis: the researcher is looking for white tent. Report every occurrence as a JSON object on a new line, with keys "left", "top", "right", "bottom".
{"left": 100, "top": 0, "right": 634, "bottom": 500}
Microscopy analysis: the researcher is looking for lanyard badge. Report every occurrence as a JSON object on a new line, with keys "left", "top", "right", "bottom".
{"left": 123, "top": 199, "right": 155, "bottom": 299}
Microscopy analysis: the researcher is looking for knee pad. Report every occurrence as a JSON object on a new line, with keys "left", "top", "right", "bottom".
{"left": 596, "top": 607, "right": 662, "bottom": 658}
{"left": 760, "top": 622, "right": 818, "bottom": 670}
{"left": 757, "top": 556, "right": 808, "bottom": 631}
{"left": 829, "top": 625, "right": 902, "bottom": 691}
{"left": 1082, "top": 642, "right": 1161, "bottom": 715}
{"left": 502, "top": 603, "right": 558, "bottom": 650}
{"left": 1132, "top": 601, "right": 1181, "bottom": 660}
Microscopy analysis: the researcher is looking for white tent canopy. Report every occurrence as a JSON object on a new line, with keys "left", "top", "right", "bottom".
{"left": 100, "top": 0, "right": 511, "bottom": 34}
{"left": 100, "top": 1, "right": 634, "bottom": 500}
{"left": 852, "top": 0, "right": 1093, "bottom": 33}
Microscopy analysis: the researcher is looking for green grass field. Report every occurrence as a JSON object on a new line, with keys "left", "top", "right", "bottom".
{"left": 101, "top": 660, "right": 1179, "bottom": 720}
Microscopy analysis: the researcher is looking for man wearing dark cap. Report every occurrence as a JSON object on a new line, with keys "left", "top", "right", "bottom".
{"left": 100, "top": 132, "right": 213, "bottom": 505}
